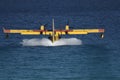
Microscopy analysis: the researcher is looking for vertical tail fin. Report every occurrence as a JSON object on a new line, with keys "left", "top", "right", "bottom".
{"left": 52, "top": 19, "right": 55, "bottom": 42}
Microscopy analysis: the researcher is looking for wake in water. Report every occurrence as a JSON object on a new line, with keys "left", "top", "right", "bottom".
{"left": 21, "top": 38, "right": 82, "bottom": 46}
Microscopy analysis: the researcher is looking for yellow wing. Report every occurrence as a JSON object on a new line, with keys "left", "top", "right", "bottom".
{"left": 54, "top": 29, "right": 104, "bottom": 35}
{"left": 54, "top": 25, "right": 104, "bottom": 35}
{"left": 69, "top": 29, "right": 105, "bottom": 34}
{"left": 3, "top": 28, "right": 104, "bottom": 35}
{"left": 3, "top": 28, "right": 53, "bottom": 35}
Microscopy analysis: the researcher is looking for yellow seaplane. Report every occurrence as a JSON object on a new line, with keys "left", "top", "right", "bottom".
{"left": 3, "top": 19, "right": 105, "bottom": 43}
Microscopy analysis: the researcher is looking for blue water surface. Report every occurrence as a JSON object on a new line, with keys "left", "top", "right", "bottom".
{"left": 0, "top": 11, "right": 120, "bottom": 80}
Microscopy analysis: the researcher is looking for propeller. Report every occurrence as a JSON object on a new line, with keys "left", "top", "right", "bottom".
{"left": 38, "top": 20, "right": 48, "bottom": 27}
{"left": 66, "top": 20, "right": 75, "bottom": 29}
{"left": 37, "top": 21, "right": 48, "bottom": 30}
{"left": 44, "top": 23, "right": 48, "bottom": 27}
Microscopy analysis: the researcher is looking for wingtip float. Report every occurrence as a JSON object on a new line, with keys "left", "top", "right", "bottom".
{"left": 3, "top": 19, "right": 105, "bottom": 43}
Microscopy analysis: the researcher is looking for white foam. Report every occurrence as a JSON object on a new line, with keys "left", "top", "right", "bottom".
{"left": 21, "top": 38, "right": 82, "bottom": 46}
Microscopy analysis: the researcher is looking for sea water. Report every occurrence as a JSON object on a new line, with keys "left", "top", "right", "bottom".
{"left": 0, "top": 11, "right": 120, "bottom": 80}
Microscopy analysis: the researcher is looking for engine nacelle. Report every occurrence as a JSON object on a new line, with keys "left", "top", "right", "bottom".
{"left": 65, "top": 25, "right": 69, "bottom": 30}
{"left": 40, "top": 25, "right": 45, "bottom": 30}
